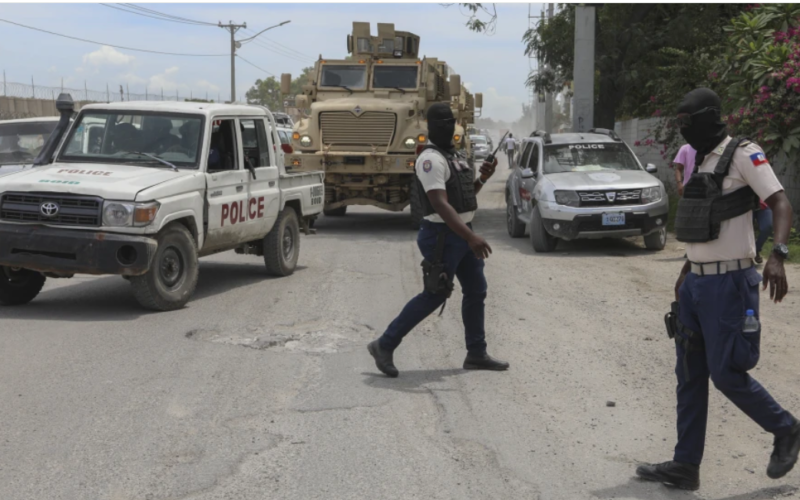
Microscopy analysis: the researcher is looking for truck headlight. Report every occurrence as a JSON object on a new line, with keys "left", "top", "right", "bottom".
{"left": 403, "top": 137, "right": 416, "bottom": 149}
{"left": 103, "top": 201, "right": 160, "bottom": 227}
{"left": 641, "top": 186, "right": 663, "bottom": 204}
{"left": 300, "top": 135, "right": 312, "bottom": 147}
{"left": 554, "top": 190, "right": 580, "bottom": 207}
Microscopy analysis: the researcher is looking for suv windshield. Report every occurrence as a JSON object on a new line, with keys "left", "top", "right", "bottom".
{"left": 320, "top": 65, "right": 367, "bottom": 89}
{"left": 0, "top": 120, "right": 59, "bottom": 165}
{"left": 543, "top": 143, "right": 640, "bottom": 174}
{"left": 60, "top": 112, "right": 203, "bottom": 168}
{"left": 372, "top": 66, "right": 418, "bottom": 89}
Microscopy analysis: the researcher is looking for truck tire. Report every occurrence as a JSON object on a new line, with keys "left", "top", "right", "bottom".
{"left": 130, "top": 223, "right": 198, "bottom": 311}
{"left": 323, "top": 206, "right": 347, "bottom": 217}
{"left": 409, "top": 180, "right": 424, "bottom": 230}
{"left": 530, "top": 208, "right": 558, "bottom": 253}
{"left": 264, "top": 207, "right": 300, "bottom": 276}
{"left": 644, "top": 227, "right": 667, "bottom": 251}
{"left": 0, "top": 267, "right": 45, "bottom": 305}
{"left": 506, "top": 200, "right": 526, "bottom": 238}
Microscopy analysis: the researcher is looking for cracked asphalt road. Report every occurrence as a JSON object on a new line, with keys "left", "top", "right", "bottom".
{"left": 2, "top": 164, "right": 800, "bottom": 500}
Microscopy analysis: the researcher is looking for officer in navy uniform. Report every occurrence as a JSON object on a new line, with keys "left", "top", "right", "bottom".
{"left": 637, "top": 88, "right": 798, "bottom": 490}
{"left": 367, "top": 103, "right": 509, "bottom": 377}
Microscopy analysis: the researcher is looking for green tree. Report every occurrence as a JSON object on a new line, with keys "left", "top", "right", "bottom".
{"left": 245, "top": 77, "right": 282, "bottom": 109}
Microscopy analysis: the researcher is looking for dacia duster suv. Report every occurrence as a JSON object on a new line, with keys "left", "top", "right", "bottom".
{"left": 505, "top": 129, "right": 669, "bottom": 252}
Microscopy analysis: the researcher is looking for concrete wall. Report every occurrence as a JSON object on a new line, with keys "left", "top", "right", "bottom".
{"left": 0, "top": 96, "right": 91, "bottom": 120}
{"left": 615, "top": 117, "right": 800, "bottom": 227}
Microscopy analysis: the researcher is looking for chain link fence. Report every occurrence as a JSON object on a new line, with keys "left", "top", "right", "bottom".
{"left": 1, "top": 79, "right": 209, "bottom": 103}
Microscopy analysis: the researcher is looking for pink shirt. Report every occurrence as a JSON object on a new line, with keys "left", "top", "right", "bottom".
{"left": 673, "top": 144, "right": 697, "bottom": 185}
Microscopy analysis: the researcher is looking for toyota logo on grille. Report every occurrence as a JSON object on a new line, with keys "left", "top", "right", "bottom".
{"left": 40, "top": 201, "right": 60, "bottom": 217}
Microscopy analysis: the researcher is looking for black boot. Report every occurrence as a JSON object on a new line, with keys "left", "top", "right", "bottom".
{"left": 768, "top": 419, "right": 800, "bottom": 479}
{"left": 635, "top": 461, "right": 700, "bottom": 491}
{"left": 367, "top": 340, "right": 398, "bottom": 378}
{"left": 463, "top": 353, "right": 509, "bottom": 371}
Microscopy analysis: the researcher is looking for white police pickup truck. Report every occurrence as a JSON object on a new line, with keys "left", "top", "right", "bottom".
{"left": 0, "top": 95, "right": 324, "bottom": 310}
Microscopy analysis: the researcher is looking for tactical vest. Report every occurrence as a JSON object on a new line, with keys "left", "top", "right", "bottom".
{"left": 415, "top": 145, "right": 478, "bottom": 216}
{"left": 675, "top": 138, "right": 761, "bottom": 243}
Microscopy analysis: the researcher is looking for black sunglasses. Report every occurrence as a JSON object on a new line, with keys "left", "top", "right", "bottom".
{"left": 676, "top": 106, "right": 720, "bottom": 128}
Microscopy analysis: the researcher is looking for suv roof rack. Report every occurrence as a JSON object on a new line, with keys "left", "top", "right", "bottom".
{"left": 529, "top": 130, "right": 552, "bottom": 144}
{"left": 588, "top": 128, "right": 621, "bottom": 141}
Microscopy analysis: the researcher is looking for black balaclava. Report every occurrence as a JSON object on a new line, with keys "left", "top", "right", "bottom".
{"left": 677, "top": 88, "right": 728, "bottom": 167}
{"left": 427, "top": 103, "right": 456, "bottom": 152}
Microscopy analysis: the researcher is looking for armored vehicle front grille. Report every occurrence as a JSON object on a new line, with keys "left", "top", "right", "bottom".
{"left": 0, "top": 192, "right": 103, "bottom": 226}
{"left": 319, "top": 111, "right": 396, "bottom": 148}
{"left": 578, "top": 190, "right": 642, "bottom": 207}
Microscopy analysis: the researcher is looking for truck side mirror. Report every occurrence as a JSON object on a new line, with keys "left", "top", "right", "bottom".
{"left": 475, "top": 93, "right": 483, "bottom": 109}
{"left": 281, "top": 74, "right": 292, "bottom": 95}
{"left": 295, "top": 95, "right": 309, "bottom": 109}
{"left": 449, "top": 74, "right": 461, "bottom": 98}
{"left": 645, "top": 163, "right": 657, "bottom": 173}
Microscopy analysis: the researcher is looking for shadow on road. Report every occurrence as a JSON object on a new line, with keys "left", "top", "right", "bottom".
{"left": 312, "top": 208, "right": 416, "bottom": 241}
{"left": 361, "top": 368, "right": 467, "bottom": 394}
{"left": 0, "top": 261, "right": 307, "bottom": 322}
{"left": 591, "top": 477, "right": 798, "bottom": 500}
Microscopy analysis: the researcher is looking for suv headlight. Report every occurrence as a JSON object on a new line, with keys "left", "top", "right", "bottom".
{"left": 641, "top": 186, "right": 663, "bottom": 204}
{"left": 554, "top": 190, "right": 580, "bottom": 207}
{"left": 299, "top": 135, "right": 312, "bottom": 147}
{"left": 103, "top": 201, "right": 160, "bottom": 227}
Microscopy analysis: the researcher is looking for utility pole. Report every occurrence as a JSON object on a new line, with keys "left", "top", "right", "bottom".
{"left": 219, "top": 20, "right": 291, "bottom": 103}
{"left": 572, "top": 4, "right": 596, "bottom": 132}
{"left": 544, "top": 3, "right": 555, "bottom": 134}
{"left": 219, "top": 20, "right": 247, "bottom": 103}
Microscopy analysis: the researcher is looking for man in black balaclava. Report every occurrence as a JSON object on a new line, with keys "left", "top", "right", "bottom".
{"left": 636, "top": 88, "right": 799, "bottom": 490}
{"left": 367, "top": 103, "right": 509, "bottom": 377}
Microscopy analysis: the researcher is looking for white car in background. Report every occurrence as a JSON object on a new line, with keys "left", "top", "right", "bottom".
{"left": 0, "top": 117, "right": 61, "bottom": 175}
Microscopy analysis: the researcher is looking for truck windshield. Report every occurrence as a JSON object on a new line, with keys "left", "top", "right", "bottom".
{"left": 372, "top": 66, "right": 418, "bottom": 89}
{"left": 320, "top": 65, "right": 367, "bottom": 90}
{"left": 0, "top": 120, "right": 58, "bottom": 165}
{"left": 543, "top": 143, "right": 640, "bottom": 174}
{"left": 59, "top": 112, "right": 203, "bottom": 168}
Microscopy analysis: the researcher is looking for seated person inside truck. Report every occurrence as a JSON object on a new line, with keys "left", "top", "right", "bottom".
{"left": 208, "top": 120, "right": 235, "bottom": 171}
{"left": 143, "top": 117, "right": 179, "bottom": 153}
{"left": 111, "top": 122, "right": 142, "bottom": 153}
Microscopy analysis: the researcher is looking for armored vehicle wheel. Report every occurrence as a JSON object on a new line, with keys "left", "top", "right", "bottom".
{"left": 530, "top": 208, "right": 558, "bottom": 253}
{"left": 409, "top": 180, "right": 424, "bottom": 230}
{"left": 0, "top": 267, "right": 46, "bottom": 305}
{"left": 265, "top": 207, "right": 300, "bottom": 277}
{"left": 506, "top": 201, "right": 526, "bottom": 238}
{"left": 324, "top": 206, "right": 347, "bottom": 217}
{"left": 130, "top": 223, "right": 198, "bottom": 311}
{"left": 644, "top": 227, "right": 667, "bottom": 251}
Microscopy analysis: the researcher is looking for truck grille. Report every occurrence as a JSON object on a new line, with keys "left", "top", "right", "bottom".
{"left": 578, "top": 190, "right": 642, "bottom": 207}
{"left": 0, "top": 192, "right": 103, "bottom": 227}
{"left": 319, "top": 111, "right": 396, "bottom": 148}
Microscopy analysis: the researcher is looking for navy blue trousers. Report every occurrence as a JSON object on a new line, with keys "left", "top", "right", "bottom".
{"left": 674, "top": 267, "right": 795, "bottom": 465}
{"left": 379, "top": 220, "right": 488, "bottom": 356}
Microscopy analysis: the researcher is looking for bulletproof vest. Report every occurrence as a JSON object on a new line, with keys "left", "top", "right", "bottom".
{"left": 675, "top": 138, "right": 761, "bottom": 243}
{"left": 415, "top": 145, "right": 478, "bottom": 216}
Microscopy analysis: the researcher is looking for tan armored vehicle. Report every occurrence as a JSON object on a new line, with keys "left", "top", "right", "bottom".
{"left": 281, "top": 22, "right": 482, "bottom": 223}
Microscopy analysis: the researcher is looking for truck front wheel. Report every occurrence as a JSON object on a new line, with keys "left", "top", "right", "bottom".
{"left": 264, "top": 207, "right": 300, "bottom": 276}
{"left": 130, "top": 223, "right": 198, "bottom": 311}
{"left": 0, "top": 267, "right": 45, "bottom": 305}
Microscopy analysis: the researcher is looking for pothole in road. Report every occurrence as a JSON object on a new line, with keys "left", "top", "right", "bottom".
{"left": 185, "top": 318, "right": 375, "bottom": 354}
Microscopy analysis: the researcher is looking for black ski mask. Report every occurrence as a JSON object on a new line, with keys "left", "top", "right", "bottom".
{"left": 426, "top": 103, "right": 456, "bottom": 152}
{"left": 676, "top": 88, "right": 727, "bottom": 167}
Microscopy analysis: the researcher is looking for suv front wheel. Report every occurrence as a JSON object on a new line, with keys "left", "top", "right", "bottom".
{"left": 506, "top": 200, "right": 526, "bottom": 238}
{"left": 529, "top": 208, "right": 558, "bottom": 253}
{"left": 644, "top": 227, "right": 667, "bottom": 251}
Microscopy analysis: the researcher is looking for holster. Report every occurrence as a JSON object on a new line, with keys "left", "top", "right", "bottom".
{"left": 664, "top": 301, "right": 680, "bottom": 339}
{"left": 665, "top": 301, "right": 705, "bottom": 381}
{"left": 421, "top": 230, "right": 454, "bottom": 315}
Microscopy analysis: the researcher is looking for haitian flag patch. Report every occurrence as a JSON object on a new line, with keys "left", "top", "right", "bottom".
{"left": 750, "top": 152, "right": 768, "bottom": 167}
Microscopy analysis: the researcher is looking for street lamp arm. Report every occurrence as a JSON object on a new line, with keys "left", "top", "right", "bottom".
{"left": 238, "top": 20, "right": 291, "bottom": 43}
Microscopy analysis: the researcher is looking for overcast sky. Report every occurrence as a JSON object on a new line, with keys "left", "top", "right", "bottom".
{"left": 0, "top": 2, "right": 542, "bottom": 122}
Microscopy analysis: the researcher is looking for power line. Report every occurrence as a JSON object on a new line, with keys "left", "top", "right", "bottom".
{"left": 236, "top": 54, "right": 276, "bottom": 77}
{"left": 243, "top": 37, "right": 314, "bottom": 64}
{"left": 241, "top": 28, "right": 313, "bottom": 59}
{"left": 0, "top": 18, "right": 228, "bottom": 57}
{"left": 121, "top": 3, "right": 217, "bottom": 26}
{"left": 100, "top": 4, "right": 210, "bottom": 26}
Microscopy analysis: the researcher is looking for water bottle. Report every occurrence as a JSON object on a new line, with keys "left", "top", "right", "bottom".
{"left": 744, "top": 309, "right": 760, "bottom": 333}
